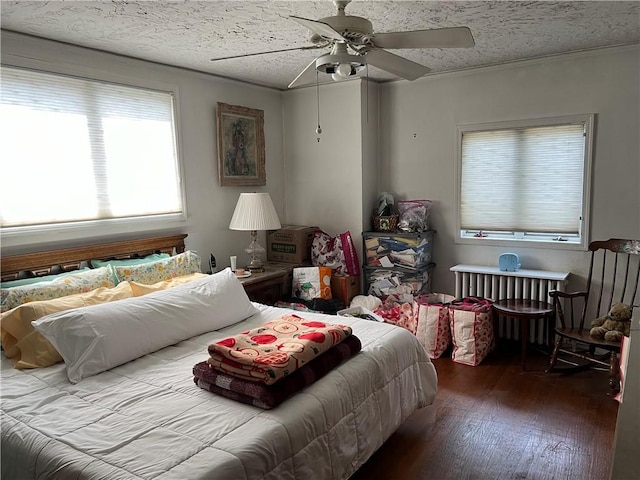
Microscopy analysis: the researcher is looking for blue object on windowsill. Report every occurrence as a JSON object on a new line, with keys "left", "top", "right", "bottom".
{"left": 499, "top": 253, "right": 521, "bottom": 272}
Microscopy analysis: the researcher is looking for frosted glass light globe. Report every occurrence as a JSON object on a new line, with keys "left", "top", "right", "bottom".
{"left": 335, "top": 63, "right": 352, "bottom": 78}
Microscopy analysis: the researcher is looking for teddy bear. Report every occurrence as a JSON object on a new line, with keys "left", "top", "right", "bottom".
{"left": 589, "top": 302, "right": 632, "bottom": 342}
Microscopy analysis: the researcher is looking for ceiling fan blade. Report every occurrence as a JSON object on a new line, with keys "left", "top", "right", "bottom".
{"left": 211, "top": 45, "right": 324, "bottom": 62}
{"left": 290, "top": 15, "right": 346, "bottom": 42}
{"left": 365, "top": 49, "right": 431, "bottom": 81}
{"left": 288, "top": 59, "right": 319, "bottom": 89}
{"left": 372, "top": 27, "right": 475, "bottom": 49}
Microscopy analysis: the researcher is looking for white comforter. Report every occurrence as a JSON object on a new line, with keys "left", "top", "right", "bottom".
{"left": 1, "top": 304, "right": 437, "bottom": 480}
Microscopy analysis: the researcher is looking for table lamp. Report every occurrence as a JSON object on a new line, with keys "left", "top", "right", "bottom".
{"left": 229, "top": 192, "right": 281, "bottom": 272}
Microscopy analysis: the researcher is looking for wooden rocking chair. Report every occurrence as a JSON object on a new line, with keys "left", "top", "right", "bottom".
{"left": 547, "top": 238, "right": 640, "bottom": 393}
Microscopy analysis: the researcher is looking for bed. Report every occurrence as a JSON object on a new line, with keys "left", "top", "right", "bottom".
{"left": 1, "top": 235, "right": 438, "bottom": 480}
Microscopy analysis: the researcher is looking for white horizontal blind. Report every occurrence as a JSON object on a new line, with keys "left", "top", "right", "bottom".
{"left": 0, "top": 66, "right": 182, "bottom": 228}
{"left": 460, "top": 123, "right": 585, "bottom": 234}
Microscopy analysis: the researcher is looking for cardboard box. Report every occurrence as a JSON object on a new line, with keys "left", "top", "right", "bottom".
{"left": 267, "top": 225, "right": 319, "bottom": 264}
{"left": 331, "top": 274, "right": 361, "bottom": 308}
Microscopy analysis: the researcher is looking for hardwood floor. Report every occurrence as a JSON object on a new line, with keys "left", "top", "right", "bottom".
{"left": 352, "top": 346, "right": 619, "bottom": 480}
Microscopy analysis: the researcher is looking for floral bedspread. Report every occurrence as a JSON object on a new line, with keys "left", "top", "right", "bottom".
{"left": 207, "top": 313, "right": 352, "bottom": 385}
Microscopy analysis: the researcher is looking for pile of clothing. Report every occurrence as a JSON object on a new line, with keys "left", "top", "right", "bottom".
{"left": 193, "top": 313, "right": 361, "bottom": 409}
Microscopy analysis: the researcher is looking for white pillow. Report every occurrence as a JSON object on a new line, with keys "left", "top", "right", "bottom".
{"left": 32, "top": 268, "right": 257, "bottom": 383}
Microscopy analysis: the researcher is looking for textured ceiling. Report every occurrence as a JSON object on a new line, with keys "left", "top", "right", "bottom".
{"left": 2, "top": 1, "right": 639, "bottom": 90}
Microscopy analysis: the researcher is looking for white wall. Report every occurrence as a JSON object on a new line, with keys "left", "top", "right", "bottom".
{"left": 282, "top": 79, "right": 366, "bottom": 257}
{"left": 360, "top": 80, "right": 380, "bottom": 232}
{"left": 378, "top": 46, "right": 640, "bottom": 294}
{"left": 0, "top": 32, "right": 286, "bottom": 271}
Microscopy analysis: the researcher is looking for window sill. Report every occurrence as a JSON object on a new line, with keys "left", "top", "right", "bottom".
{"left": 455, "top": 235, "right": 587, "bottom": 251}
{"left": 1, "top": 213, "right": 187, "bottom": 253}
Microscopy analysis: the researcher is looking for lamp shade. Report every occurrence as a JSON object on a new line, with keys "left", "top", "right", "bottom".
{"left": 229, "top": 193, "right": 281, "bottom": 231}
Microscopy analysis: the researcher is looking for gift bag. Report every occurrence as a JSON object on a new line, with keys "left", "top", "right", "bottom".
{"left": 292, "top": 267, "right": 332, "bottom": 301}
{"left": 415, "top": 293, "right": 456, "bottom": 359}
{"left": 311, "top": 231, "right": 360, "bottom": 276}
{"left": 449, "top": 297, "right": 495, "bottom": 366}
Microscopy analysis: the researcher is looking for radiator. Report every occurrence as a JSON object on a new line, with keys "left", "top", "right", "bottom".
{"left": 450, "top": 265, "right": 570, "bottom": 345}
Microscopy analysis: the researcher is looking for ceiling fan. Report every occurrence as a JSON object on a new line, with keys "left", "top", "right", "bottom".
{"left": 211, "top": 0, "right": 475, "bottom": 89}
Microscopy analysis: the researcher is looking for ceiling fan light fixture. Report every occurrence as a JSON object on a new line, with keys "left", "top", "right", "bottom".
{"left": 286, "top": 0, "right": 472, "bottom": 88}
{"left": 316, "top": 52, "right": 365, "bottom": 81}
{"left": 314, "top": 40, "right": 365, "bottom": 81}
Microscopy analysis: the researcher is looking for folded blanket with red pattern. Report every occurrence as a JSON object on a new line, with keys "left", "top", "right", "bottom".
{"left": 195, "top": 334, "right": 362, "bottom": 409}
{"left": 207, "top": 313, "right": 352, "bottom": 385}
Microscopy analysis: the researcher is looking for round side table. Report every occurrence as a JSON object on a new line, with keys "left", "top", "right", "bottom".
{"left": 492, "top": 298, "right": 555, "bottom": 370}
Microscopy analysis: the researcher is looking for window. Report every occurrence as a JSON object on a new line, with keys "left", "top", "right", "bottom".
{"left": 0, "top": 66, "right": 184, "bottom": 234}
{"left": 456, "top": 114, "right": 593, "bottom": 248}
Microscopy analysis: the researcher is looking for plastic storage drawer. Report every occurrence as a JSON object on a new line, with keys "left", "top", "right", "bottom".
{"left": 363, "top": 231, "right": 435, "bottom": 269}
{"left": 364, "top": 264, "right": 435, "bottom": 298}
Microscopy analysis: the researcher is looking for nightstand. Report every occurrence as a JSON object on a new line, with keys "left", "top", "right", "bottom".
{"left": 237, "top": 262, "right": 300, "bottom": 305}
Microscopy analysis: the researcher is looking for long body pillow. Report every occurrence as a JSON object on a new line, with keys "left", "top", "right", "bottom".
{"left": 32, "top": 268, "right": 257, "bottom": 383}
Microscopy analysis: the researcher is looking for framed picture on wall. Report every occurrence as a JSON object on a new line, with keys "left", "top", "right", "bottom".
{"left": 216, "top": 102, "right": 266, "bottom": 186}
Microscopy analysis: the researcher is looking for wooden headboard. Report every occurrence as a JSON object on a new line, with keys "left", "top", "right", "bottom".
{"left": 1, "top": 234, "right": 187, "bottom": 282}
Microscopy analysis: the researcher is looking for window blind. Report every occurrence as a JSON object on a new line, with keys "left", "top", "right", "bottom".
{"left": 460, "top": 123, "right": 585, "bottom": 234}
{"left": 0, "top": 67, "right": 183, "bottom": 228}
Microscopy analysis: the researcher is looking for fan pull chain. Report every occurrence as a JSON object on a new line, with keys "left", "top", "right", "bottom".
{"left": 316, "top": 70, "right": 322, "bottom": 142}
